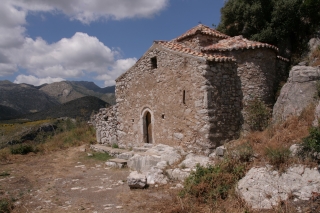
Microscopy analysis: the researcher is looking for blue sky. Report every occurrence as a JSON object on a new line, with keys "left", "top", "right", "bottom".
{"left": 0, "top": 0, "right": 225, "bottom": 88}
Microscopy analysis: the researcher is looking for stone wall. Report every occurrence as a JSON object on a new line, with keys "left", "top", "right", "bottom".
{"left": 177, "top": 34, "right": 222, "bottom": 51}
{"left": 204, "top": 62, "right": 242, "bottom": 146}
{"left": 115, "top": 44, "right": 240, "bottom": 153}
{"left": 90, "top": 105, "right": 118, "bottom": 145}
{"left": 211, "top": 48, "right": 277, "bottom": 130}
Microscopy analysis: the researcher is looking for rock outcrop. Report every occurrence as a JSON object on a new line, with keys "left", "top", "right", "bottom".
{"left": 127, "top": 171, "right": 147, "bottom": 189}
{"left": 273, "top": 65, "right": 320, "bottom": 122}
{"left": 237, "top": 165, "right": 320, "bottom": 209}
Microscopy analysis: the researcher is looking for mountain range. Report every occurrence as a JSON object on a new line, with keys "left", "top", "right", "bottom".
{"left": 0, "top": 80, "right": 115, "bottom": 121}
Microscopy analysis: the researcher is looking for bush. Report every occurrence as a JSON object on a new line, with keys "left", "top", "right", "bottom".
{"left": 233, "top": 142, "right": 254, "bottom": 162}
{"left": 180, "top": 156, "right": 247, "bottom": 204}
{"left": 10, "top": 144, "right": 36, "bottom": 155}
{"left": 111, "top": 143, "right": 119, "bottom": 149}
{"left": 299, "top": 127, "right": 320, "bottom": 160}
{"left": 0, "top": 198, "right": 13, "bottom": 213}
{"left": 247, "top": 98, "right": 271, "bottom": 131}
{"left": 265, "top": 146, "right": 291, "bottom": 170}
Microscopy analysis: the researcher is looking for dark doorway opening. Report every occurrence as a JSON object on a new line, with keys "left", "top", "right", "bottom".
{"left": 145, "top": 112, "right": 152, "bottom": 143}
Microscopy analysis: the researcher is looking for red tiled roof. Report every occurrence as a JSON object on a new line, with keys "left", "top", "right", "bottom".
{"left": 277, "top": 55, "right": 289, "bottom": 62}
{"left": 203, "top": 36, "right": 279, "bottom": 52}
{"left": 174, "top": 24, "right": 229, "bottom": 42}
{"left": 155, "top": 41, "right": 236, "bottom": 62}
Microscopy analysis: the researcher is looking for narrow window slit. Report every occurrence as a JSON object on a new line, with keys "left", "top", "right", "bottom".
{"left": 151, "top": 57, "right": 157, "bottom": 69}
{"left": 183, "top": 90, "right": 186, "bottom": 104}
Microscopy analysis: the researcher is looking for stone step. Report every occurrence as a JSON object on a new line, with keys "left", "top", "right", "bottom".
{"left": 117, "top": 151, "right": 134, "bottom": 160}
{"left": 90, "top": 144, "right": 128, "bottom": 157}
{"left": 133, "top": 147, "right": 149, "bottom": 152}
{"left": 108, "top": 158, "right": 128, "bottom": 163}
{"left": 106, "top": 158, "right": 128, "bottom": 168}
{"left": 143, "top": 143, "right": 153, "bottom": 148}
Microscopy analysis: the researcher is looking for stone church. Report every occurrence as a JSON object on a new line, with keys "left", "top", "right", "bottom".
{"left": 92, "top": 24, "right": 288, "bottom": 153}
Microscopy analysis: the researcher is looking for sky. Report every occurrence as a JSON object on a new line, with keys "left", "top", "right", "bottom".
{"left": 0, "top": 0, "right": 225, "bottom": 88}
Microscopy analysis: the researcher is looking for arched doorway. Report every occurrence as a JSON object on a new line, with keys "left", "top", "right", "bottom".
{"left": 144, "top": 111, "right": 152, "bottom": 143}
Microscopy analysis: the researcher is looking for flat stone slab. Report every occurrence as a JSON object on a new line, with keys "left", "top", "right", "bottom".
{"left": 133, "top": 147, "right": 149, "bottom": 152}
{"left": 90, "top": 144, "right": 128, "bottom": 157}
{"left": 108, "top": 158, "right": 128, "bottom": 164}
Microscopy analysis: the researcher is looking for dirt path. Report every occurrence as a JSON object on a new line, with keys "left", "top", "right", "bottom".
{"left": 0, "top": 146, "right": 145, "bottom": 212}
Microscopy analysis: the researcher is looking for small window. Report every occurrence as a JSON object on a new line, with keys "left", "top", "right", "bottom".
{"left": 162, "top": 114, "right": 165, "bottom": 119}
{"left": 151, "top": 57, "right": 157, "bottom": 69}
{"left": 183, "top": 90, "right": 186, "bottom": 104}
{"left": 132, "top": 119, "right": 134, "bottom": 123}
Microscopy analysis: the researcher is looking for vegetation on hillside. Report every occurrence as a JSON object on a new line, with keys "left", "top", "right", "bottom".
{"left": 217, "top": 0, "right": 320, "bottom": 61}
{"left": 150, "top": 105, "right": 319, "bottom": 212}
{"left": 21, "top": 96, "right": 109, "bottom": 121}
{"left": 0, "top": 118, "right": 96, "bottom": 162}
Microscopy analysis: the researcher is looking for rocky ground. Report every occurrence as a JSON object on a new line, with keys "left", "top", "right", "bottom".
{"left": 0, "top": 145, "right": 178, "bottom": 213}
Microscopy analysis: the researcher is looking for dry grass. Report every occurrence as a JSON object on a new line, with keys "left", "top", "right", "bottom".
{"left": 0, "top": 120, "right": 96, "bottom": 163}
{"left": 149, "top": 105, "right": 317, "bottom": 213}
{"left": 238, "top": 104, "right": 316, "bottom": 169}
{"left": 36, "top": 122, "right": 96, "bottom": 153}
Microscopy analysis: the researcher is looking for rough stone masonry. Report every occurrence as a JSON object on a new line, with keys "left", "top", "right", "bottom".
{"left": 91, "top": 24, "right": 288, "bottom": 154}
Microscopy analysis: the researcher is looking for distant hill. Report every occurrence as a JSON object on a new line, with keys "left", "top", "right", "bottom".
{"left": 69, "top": 81, "right": 115, "bottom": 93}
{"left": 0, "top": 105, "right": 22, "bottom": 120}
{"left": 40, "top": 81, "right": 115, "bottom": 104}
{"left": 0, "top": 80, "right": 115, "bottom": 121}
{"left": 0, "top": 80, "right": 59, "bottom": 117}
{"left": 22, "top": 96, "right": 109, "bottom": 121}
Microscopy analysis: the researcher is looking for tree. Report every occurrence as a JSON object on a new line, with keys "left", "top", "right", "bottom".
{"left": 217, "top": 0, "right": 320, "bottom": 59}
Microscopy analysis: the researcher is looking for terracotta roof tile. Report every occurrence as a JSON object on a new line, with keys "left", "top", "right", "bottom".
{"left": 174, "top": 24, "right": 229, "bottom": 42}
{"left": 277, "top": 55, "right": 289, "bottom": 62}
{"left": 155, "top": 41, "right": 236, "bottom": 62}
{"left": 203, "top": 36, "right": 279, "bottom": 52}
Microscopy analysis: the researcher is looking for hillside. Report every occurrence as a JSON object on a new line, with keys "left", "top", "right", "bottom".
{"left": 21, "top": 96, "right": 109, "bottom": 121}
{"left": 0, "top": 105, "right": 22, "bottom": 120}
{"left": 0, "top": 80, "right": 115, "bottom": 120}
{"left": 0, "top": 80, "right": 59, "bottom": 118}
{"left": 40, "top": 81, "right": 115, "bottom": 105}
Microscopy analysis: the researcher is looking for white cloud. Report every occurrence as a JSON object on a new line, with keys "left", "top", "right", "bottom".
{"left": 0, "top": 0, "right": 159, "bottom": 85}
{"left": 12, "top": 33, "right": 118, "bottom": 78}
{"left": 11, "top": 0, "right": 169, "bottom": 24}
{"left": 14, "top": 74, "right": 65, "bottom": 86}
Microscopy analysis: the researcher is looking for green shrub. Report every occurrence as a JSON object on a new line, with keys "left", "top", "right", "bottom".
{"left": 299, "top": 127, "right": 320, "bottom": 160}
{"left": 0, "top": 198, "right": 13, "bottom": 213}
{"left": 265, "top": 146, "right": 291, "bottom": 170}
{"left": 233, "top": 142, "right": 254, "bottom": 163}
{"left": 247, "top": 98, "right": 271, "bottom": 131}
{"left": 0, "top": 171, "right": 10, "bottom": 177}
{"left": 10, "top": 144, "right": 36, "bottom": 155}
{"left": 180, "top": 157, "right": 247, "bottom": 203}
{"left": 112, "top": 143, "right": 119, "bottom": 149}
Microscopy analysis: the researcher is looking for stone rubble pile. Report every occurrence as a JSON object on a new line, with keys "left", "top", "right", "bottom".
{"left": 90, "top": 106, "right": 118, "bottom": 146}
{"left": 126, "top": 144, "right": 214, "bottom": 188}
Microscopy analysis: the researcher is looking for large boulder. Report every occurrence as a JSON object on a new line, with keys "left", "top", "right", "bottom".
{"left": 178, "top": 153, "right": 211, "bottom": 169}
{"left": 127, "top": 171, "right": 147, "bottom": 189}
{"left": 237, "top": 165, "right": 320, "bottom": 209}
{"left": 273, "top": 65, "right": 320, "bottom": 122}
{"left": 127, "top": 144, "right": 183, "bottom": 172}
